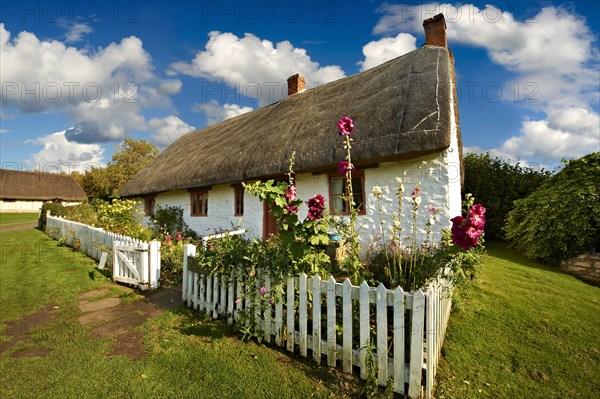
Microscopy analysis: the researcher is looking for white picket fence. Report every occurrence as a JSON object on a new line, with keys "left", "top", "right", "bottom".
{"left": 46, "top": 215, "right": 161, "bottom": 290}
{"left": 182, "top": 244, "right": 452, "bottom": 398}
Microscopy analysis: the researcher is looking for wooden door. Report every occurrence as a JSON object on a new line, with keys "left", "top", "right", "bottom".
{"left": 263, "top": 200, "right": 278, "bottom": 240}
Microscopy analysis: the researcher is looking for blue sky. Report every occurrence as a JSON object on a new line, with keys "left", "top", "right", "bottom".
{"left": 1, "top": 0, "right": 599, "bottom": 174}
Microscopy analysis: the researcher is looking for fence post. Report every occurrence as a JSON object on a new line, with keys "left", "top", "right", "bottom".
{"left": 409, "top": 289, "right": 425, "bottom": 399}
{"left": 183, "top": 244, "right": 196, "bottom": 301}
{"left": 148, "top": 241, "right": 161, "bottom": 289}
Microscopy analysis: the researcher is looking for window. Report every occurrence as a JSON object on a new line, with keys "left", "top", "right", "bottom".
{"left": 234, "top": 185, "right": 244, "bottom": 216}
{"left": 191, "top": 191, "right": 208, "bottom": 216}
{"left": 329, "top": 171, "right": 365, "bottom": 215}
{"left": 144, "top": 196, "right": 155, "bottom": 216}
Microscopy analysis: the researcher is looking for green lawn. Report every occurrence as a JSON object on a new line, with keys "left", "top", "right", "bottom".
{"left": 0, "top": 230, "right": 358, "bottom": 398}
{"left": 0, "top": 213, "right": 39, "bottom": 225}
{"left": 435, "top": 242, "right": 600, "bottom": 398}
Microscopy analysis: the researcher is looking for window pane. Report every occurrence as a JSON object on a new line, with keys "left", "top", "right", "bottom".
{"left": 351, "top": 176, "right": 363, "bottom": 194}
{"left": 331, "top": 177, "right": 344, "bottom": 195}
{"left": 354, "top": 194, "right": 364, "bottom": 212}
{"left": 332, "top": 195, "right": 344, "bottom": 213}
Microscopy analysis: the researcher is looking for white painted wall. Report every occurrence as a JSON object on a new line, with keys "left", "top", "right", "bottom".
{"left": 140, "top": 146, "right": 462, "bottom": 259}
{"left": 0, "top": 200, "right": 82, "bottom": 213}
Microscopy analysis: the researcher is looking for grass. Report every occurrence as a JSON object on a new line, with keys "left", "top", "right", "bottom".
{"left": 0, "top": 213, "right": 39, "bottom": 226}
{"left": 0, "top": 230, "right": 358, "bottom": 398}
{"left": 435, "top": 242, "right": 600, "bottom": 399}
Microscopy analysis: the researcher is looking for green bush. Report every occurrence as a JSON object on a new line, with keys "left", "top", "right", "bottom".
{"left": 150, "top": 205, "right": 197, "bottom": 239}
{"left": 463, "top": 153, "right": 549, "bottom": 240}
{"left": 39, "top": 202, "right": 66, "bottom": 228}
{"left": 62, "top": 203, "right": 97, "bottom": 226}
{"left": 504, "top": 152, "right": 600, "bottom": 265}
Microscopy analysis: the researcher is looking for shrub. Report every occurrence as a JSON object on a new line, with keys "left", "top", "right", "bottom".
{"left": 62, "top": 203, "right": 97, "bottom": 226}
{"left": 463, "top": 153, "right": 549, "bottom": 240}
{"left": 150, "top": 205, "right": 197, "bottom": 240}
{"left": 94, "top": 198, "right": 153, "bottom": 241}
{"left": 39, "top": 202, "right": 66, "bottom": 228}
{"left": 504, "top": 152, "right": 600, "bottom": 265}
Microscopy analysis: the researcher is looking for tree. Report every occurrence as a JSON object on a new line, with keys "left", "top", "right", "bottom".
{"left": 74, "top": 138, "right": 159, "bottom": 200}
{"left": 463, "top": 153, "right": 550, "bottom": 240}
{"left": 504, "top": 152, "right": 600, "bottom": 265}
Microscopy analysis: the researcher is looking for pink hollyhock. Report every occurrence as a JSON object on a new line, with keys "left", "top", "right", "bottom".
{"left": 285, "top": 185, "right": 297, "bottom": 201}
{"left": 338, "top": 160, "right": 354, "bottom": 175}
{"left": 175, "top": 231, "right": 183, "bottom": 242}
{"left": 165, "top": 235, "right": 173, "bottom": 243}
{"left": 269, "top": 297, "right": 275, "bottom": 305}
{"left": 338, "top": 116, "right": 354, "bottom": 136}
{"left": 285, "top": 204, "right": 298, "bottom": 214}
{"left": 307, "top": 194, "right": 326, "bottom": 220}
{"left": 260, "top": 285, "right": 267, "bottom": 296}
{"left": 411, "top": 186, "right": 422, "bottom": 198}
{"left": 469, "top": 204, "right": 486, "bottom": 230}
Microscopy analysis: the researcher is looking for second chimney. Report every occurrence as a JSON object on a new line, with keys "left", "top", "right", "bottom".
{"left": 423, "top": 13, "right": 447, "bottom": 49}
{"left": 287, "top": 73, "right": 306, "bottom": 96}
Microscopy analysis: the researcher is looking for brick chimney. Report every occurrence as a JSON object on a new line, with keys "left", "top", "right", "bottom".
{"left": 423, "top": 13, "right": 447, "bottom": 49}
{"left": 287, "top": 73, "right": 306, "bottom": 96}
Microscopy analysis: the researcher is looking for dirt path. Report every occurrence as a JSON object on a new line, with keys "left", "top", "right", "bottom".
{"left": 0, "top": 221, "right": 38, "bottom": 233}
{"left": 1, "top": 286, "right": 183, "bottom": 360}
{"left": 77, "top": 286, "right": 183, "bottom": 359}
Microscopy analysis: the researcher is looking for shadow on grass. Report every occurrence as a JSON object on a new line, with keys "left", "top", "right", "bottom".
{"left": 484, "top": 241, "right": 600, "bottom": 286}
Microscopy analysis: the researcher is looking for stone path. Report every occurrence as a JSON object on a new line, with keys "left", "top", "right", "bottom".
{"left": 77, "top": 286, "right": 183, "bottom": 359}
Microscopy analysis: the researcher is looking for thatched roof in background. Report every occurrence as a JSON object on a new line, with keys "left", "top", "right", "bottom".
{"left": 0, "top": 169, "right": 87, "bottom": 201}
{"left": 122, "top": 46, "right": 454, "bottom": 197}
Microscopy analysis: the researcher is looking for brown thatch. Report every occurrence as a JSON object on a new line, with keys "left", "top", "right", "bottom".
{"left": 0, "top": 169, "right": 87, "bottom": 201}
{"left": 122, "top": 45, "right": 456, "bottom": 197}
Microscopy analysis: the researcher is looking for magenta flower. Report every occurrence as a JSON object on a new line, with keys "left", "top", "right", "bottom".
{"left": 411, "top": 186, "right": 422, "bottom": 198}
{"left": 285, "top": 204, "right": 298, "bottom": 214}
{"left": 285, "top": 185, "right": 297, "bottom": 201}
{"left": 307, "top": 194, "right": 326, "bottom": 220}
{"left": 428, "top": 207, "right": 437, "bottom": 214}
{"left": 259, "top": 285, "right": 267, "bottom": 296}
{"left": 175, "top": 231, "right": 183, "bottom": 242}
{"left": 338, "top": 160, "right": 354, "bottom": 175}
{"left": 235, "top": 299, "right": 241, "bottom": 305}
{"left": 165, "top": 235, "right": 173, "bottom": 243}
{"left": 469, "top": 204, "right": 486, "bottom": 230}
{"left": 269, "top": 297, "right": 275, "bottom": 305}
{"left": 338, "top": 116, "right": 354, "bottom": 136}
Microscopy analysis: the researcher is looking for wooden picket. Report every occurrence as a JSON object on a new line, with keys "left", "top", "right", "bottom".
{"left": 181, "top": 244, "right": 453, "bottom": 399}
{"left": 46, "top": 215, "right": 161, "bottom": 289}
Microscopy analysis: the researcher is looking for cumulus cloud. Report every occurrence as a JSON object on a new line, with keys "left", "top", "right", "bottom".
{"left": 191, "top": 100, "right": 253, "bottom": 126}
{"left": 26, "top": 130, "right": 105, "bottom": 172}
{"left": 0, "top": 23, "right": 177, "bottom": 144}
{"left": 168, "top": 31, "right": 346, "bottom": 105}
{"left": 148, "top": 116, "right": 196, "bottom": 148}
{"left": 64, "top": 22, "right": 93, "bottom": 43}
{"left": 0, "top": 129, "right": 10, "bottom": 133}
{"left": 373, "top": 3, "right": 600, "bottom": 163}
{"left": 359, "top": 32, "right": 417, "bottom": 71}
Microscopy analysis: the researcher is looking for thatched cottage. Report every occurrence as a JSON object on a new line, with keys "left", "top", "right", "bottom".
{"left": 0, "top": 169, "right": 87, "bottom": 213}
{"left": 121, "top": 14, "right": 463, "bottom": 248}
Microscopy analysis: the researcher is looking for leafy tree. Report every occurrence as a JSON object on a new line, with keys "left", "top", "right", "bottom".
{"left": 74, "top": 138, "right": 159, "bottom": 200}
{"left": 463, "top": 153, "right": 550, "bottom": 240}
{"left": 504, "top": 152, "right": 600, "bottom": 265}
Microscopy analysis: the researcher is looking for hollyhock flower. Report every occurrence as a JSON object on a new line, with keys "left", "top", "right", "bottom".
{"left": 285, "top": 204, "right": 298, "bottom": 214}
{"left": 260, "top": 285, "right": 267, "bottom": 296}
{"left": 413, "top": 196, "right": 422, "bottom": 206}
{"left": 411, "top": 186, "right": 421, "bottom": 198}
{"left": 175, "top": 232, "right": 183, "bottom": 242}
{"left": 338, "top": 160, "right": 353, "bottom": 175}
{"left": 269, "top": 297, "right": 275, "bottom": 305}
{"left": 307, "top": 194, "right": 326, "bottom": 220}
{"left": 234, "top": 299, "right": 241, "bottom": 305}
{"left": 428, "top": 207, "right": 437, "bottom": 214}
{"left": 469, "top": 204, "right": 486, "bottom": 230}
{"left": 338, "top": 116, "right": 354, "bottom": 136}
{"left": 372, "top": 186, "right": 382, "bottom": 199}
{"left": 285, "top": 185, "right": 297, "bottom": 201}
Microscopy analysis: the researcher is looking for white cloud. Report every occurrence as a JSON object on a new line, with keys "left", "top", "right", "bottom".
{"left": 148, "top": 116, "right": 196, "bottom": 148}
{"left": 168, "top": 31, "right": 346, "bottom": 105}
{"left": 0, "top": 23, "right": 177, "bottom": 144}
{"left": 0, "top": 129, "right": 10, "bottom": 133}
{"left": 26, "top": 130, "right": 105, "bottom": 172}
{"left": 65, "top": 22, "right": 93, "bottom": 43}
{"left": 359, "top": 32, "right": 417, "bottom": 71}
{"left": 192, "top": 100, "right": 253, "bottom": 126}
{"left": 373, "top": 3, "right": 600, "bottom": 163}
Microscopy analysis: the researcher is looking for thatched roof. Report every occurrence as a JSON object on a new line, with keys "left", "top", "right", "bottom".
{"left": 122, "top": 45, "right": 455, "bottom": 197}
{"left": 0, "top": 169, "right": 87, "bottom": 201}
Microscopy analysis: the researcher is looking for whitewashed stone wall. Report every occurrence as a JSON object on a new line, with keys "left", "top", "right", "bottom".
{"left": 0, "top": 200, "right": 82, "bottom": 213}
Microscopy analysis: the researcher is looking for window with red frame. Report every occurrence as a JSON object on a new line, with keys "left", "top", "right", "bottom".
{"left": 144, "top": 196, "right": 155, "bottom": 216}
{"left": 190, "top": 191, "right": 208, "bottom": 216}
{"left": 329, "top": 171, "right": 365, "bottom": 215}
{"left": 234, "top": 185, "right": 244, "bottom": 216}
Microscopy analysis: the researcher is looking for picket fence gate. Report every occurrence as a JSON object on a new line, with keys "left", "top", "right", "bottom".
{"left": 46, "top": 215, "right": 161, "bottom": 290}
{"left": 182, "top": 244, "right": 452, "bottom": 398}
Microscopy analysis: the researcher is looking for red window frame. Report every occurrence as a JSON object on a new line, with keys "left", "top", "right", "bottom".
{"left": 328, "top": 170, "right": 366, "bottom": 215}
{"left": 190, "top": 191, "right": 208, "bottom": 216}
{"left": 234, "top": 184, "right": 244, "bottom": 216}
{"left": 144, "top": 196, "right": 155, "bottom": 216}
